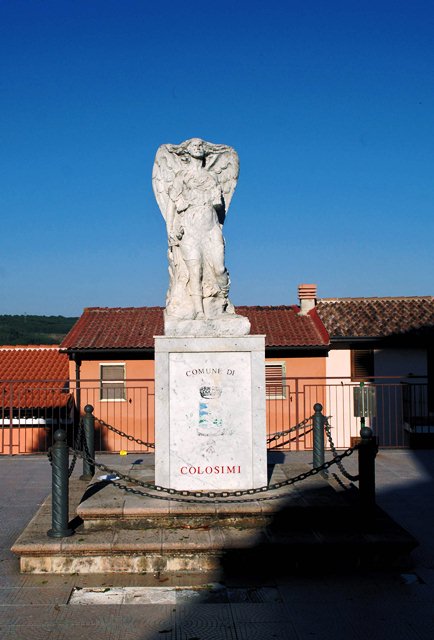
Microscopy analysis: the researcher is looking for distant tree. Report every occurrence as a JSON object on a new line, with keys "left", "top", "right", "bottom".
{"left": 0, "top": 316, "right": 78, "bottom": 345}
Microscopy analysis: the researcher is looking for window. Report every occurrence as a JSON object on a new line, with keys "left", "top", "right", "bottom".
{"left": 266, "top": 362, "right": 287, "bottom": 399}
{"left": 100, "top": 364, "right": 126, "bottom": 400}
{"left": 351, "top": 350, "right": 374, "bottom": 381}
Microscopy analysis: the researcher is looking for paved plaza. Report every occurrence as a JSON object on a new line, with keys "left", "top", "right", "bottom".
{"left": 1, "top": 449, "right": 434, "bottom": 639}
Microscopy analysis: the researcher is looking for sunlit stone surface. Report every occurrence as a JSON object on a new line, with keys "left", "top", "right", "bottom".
{"left": 153, "top": 137, "right": 250, "bottom": 335}
{"left": 155, "top": 336, "right": 267, "bottom": 491}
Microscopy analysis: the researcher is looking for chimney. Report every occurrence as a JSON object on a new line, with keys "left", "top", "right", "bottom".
{"left": 298, "top": 284, "right": 317, "bottom": 315}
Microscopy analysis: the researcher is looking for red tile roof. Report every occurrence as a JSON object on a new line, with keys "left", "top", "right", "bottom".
{"left": 0, "top": 346, "right": 70, "bottom": 408}
{"left": 60, "top": 306, "right": 329, "bottom": 350}
{"left": 61, "top": 307, "right": 164, "bottom": 350}
{"left": 316, "top": 297, "right": 434, "bottom": 338}
{"left": 237, "top": 306, "right": 329, "bottom": 348}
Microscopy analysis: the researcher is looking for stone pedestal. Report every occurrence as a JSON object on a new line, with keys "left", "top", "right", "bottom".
{"left": 164, "top": 312, "right": 251, "bottom": 337}
{"left": 155, "top": 335, "right": 267, "bottom": 491}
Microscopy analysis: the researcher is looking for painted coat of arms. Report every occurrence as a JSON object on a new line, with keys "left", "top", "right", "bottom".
{"left": 198, "top": 384, "right": 223, "bottom": 436}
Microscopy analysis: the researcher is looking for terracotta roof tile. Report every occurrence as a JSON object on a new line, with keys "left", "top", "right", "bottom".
{"left": 0, "top": 346, "right": 70, "bottom": 408}
{"left": 61, "top": 306, "right": 329, "bottom": 350}
{"left": 316, "top": 297, "right": 434, "bottom": 338}
{"left": 237, "top": 306, "right": 329, "bottom": 347}
{"left": 61, "top": 307, "right": 164, "bottom": 350}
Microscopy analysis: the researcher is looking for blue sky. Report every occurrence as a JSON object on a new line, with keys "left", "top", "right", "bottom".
{"left": 1, "top": 0, "right": 433, "bottom": 315}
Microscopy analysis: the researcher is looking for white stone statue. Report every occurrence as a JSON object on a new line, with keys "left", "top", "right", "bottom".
{"left": 153, "top": 138, "right": 250, "bottom": 336}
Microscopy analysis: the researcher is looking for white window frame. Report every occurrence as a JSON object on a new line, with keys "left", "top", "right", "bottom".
{"left": 266, "top": 361, "right": 287, "bottom": 400}
{"left": 100, "top": 363, "right": 126, "bottom": 402}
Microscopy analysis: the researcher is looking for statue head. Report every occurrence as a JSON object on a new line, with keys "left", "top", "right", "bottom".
{"left": 186, "top": 138, "right": 205, "bottom": 160}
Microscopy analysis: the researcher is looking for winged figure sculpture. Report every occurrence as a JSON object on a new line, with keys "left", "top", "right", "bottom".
{"left": 153, "top": 138, "right": 247, "bottom": 330}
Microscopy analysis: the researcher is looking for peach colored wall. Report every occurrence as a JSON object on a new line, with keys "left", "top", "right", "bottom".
{"left": 266, "top": 356, "right": 327, "bottom": 450}
{"left": 1, "top": 426, "right": 49, "bottom": 454}
{"left": 73, "top": 359, "right": 155, "bottom": 452}
{"left": 71, "top": 355, "right": 327, "bottom": 452}
{"left": 325, "top": 349, "right": 361, "bottom": 448}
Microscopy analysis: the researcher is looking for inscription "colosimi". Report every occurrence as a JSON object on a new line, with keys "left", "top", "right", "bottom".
{"left": 180, "top": 465, "right": 241, "bottom": 475}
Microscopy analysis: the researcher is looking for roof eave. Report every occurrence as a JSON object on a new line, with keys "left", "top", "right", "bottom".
{"left": 61, "top": 346, "right": 155, "bottom": 355}
{"left": 62, "top": 344, "right": 330, "bottom": 357}
{"left": 328, "top": 334, "right": 432, "bottom": 348}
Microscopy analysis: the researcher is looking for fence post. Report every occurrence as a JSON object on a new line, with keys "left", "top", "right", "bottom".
{"left": 313, "top": 403, "right": 325, "bottom": 473}
{"left": 47, "top": 429, "right": 73, "bottom": 538}
{"left": 358, "top": 422, "right": 377, "bottom": 514}
{"left": 80, "top": 404, "right": 95, "bottom": 481}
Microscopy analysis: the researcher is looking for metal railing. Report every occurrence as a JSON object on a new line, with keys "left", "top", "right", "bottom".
{"left": 267, "top": 376, "right": 432, "bottom": 449}
{"left": 1, "top": 376, "right": 431, "bottom": 454}
{"left": 0, "top": 380, "right": 73, "bottom": 455}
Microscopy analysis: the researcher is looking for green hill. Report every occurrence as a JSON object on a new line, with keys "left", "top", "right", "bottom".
{"left": 0, "top": 315, "right": 78, "bottom": 346}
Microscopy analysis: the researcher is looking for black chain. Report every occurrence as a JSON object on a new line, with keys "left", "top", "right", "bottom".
{"left": 268, "top": 428, "right": 314, "bottom": 451}
{"left": 96, "top": 417, "right": 155, "bottom": 449}
{"left": 266, "top": 416, "right": 313, "bottom": 444}
{"left": 98, "top": 416, "right": 312, "bottom": 449}
{"left": 70, "top": 444, "right": 357, "bottom": 503}
{"left": 68, "top": 419, "right": 84, "bottom": 477}
{"left": 324, "top": 418, "right": 359, "bottom": 482}
{"left": 82, "top": 414, "right": 317, "bottom": 452}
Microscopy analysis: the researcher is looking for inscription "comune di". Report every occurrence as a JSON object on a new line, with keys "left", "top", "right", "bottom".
{"left": 185, "top": 368, "right": 235, "bottom": 376}
{"left": 180, "top": 465, "right": 241, "bottom": 475}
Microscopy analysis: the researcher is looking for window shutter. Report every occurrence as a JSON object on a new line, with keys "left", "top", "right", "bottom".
{"left": 266, "top": 362, "right": 287, "bottom": 399}
{"left": 101, "top": 365, "right": 124, "bottom": 381}
{"left": 351, "top": 350, "right": 374, "bottom": 381}
{"left": 100, "top": 364, "right": 126, "bottom": 400}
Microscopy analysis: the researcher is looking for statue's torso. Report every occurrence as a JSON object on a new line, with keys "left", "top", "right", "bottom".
{"left": 178, "top": 169, "right": 221, "bottom": 238}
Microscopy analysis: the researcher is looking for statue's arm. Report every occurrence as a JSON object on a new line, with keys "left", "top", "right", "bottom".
{"left": 165, "top": 198, "right": 184, "bottom": 246}
{"left": 212, "top": 185, "right": 223, "bottom": 209}
{"left": 166, "top": 174, "right": 187, "bottom": 246}
{"left": 169, "top": 173, "right": 189, "bottom": 213}
{"left": 166, "top": 198, "right": 176, "bottom": 237}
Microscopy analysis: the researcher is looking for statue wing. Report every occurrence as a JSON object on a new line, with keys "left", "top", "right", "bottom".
{"left": 152, "top": 145, "right": 182, "bottom": 221}
{"left": 207, "top": 145, "right": 239, "bottom": 215}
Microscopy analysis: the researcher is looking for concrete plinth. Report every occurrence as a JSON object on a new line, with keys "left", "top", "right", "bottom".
{"left": 11, "top": 461, "right": 419, "bottom": 574}
{"left": 155, "top": 335, "right": 267, "bottom": 491}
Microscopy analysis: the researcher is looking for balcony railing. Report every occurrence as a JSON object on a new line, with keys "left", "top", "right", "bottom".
{"left": 0, "top": 377, "right": 432, "bottom": 454}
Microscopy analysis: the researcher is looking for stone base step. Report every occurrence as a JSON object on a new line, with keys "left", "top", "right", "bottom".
{"left": 76, "top": 462, "right": 350, "bottom": 531}
{"left": 12, "top": 480, "right": 418, "bottom": 575}
{"left": 77, "top": 484, "right": 300, "bottom": 531}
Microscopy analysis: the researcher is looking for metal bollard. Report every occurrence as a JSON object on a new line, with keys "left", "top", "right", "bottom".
{"left": 80, "top": 404, "right": 95, "bottom": 481}
{"left": 47, "top": 429, "right": 73, "bottom": 538}
{"left": 313, "top": 403, "right": 325, "bottom": 473}
{"left": 358, "top": 422, "right": 377, "bottom": 514}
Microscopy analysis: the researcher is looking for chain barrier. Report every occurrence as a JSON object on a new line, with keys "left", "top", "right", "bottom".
{"left": 49, "top": 413, "right": 359, "bottom": 490}
{"left": 67, "top": 419, "right": 84, "bottom": 477}
{"left": 324, "top": 417, "right": 359, "bottom": 482}
{"left": 266, "top": 416, "right": 313, "bottom": 445}
{"left": 98, "top": 415, "right": 312, "bottom": 449}
{"left": 48, "top": 412, "right": 359, "bottom": 499}
{"left": 96, "top": 417, "right": 155, "bottom": 449}
{"left": 268, "top": 427, "right": 314, "bottom": 450}
{"left": 70, "top": 442, "right": 357, "bottom": 504}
